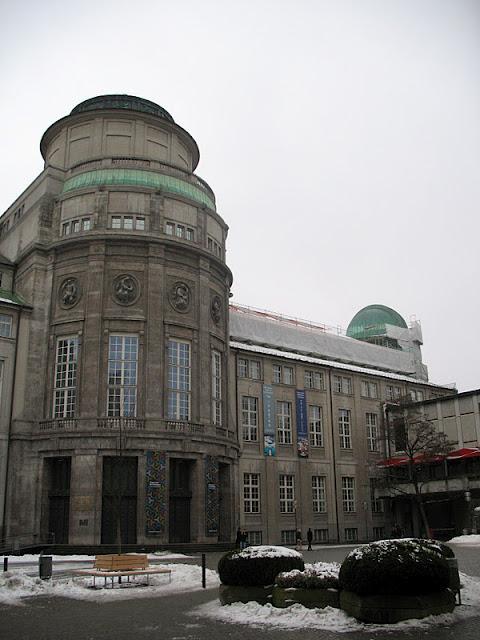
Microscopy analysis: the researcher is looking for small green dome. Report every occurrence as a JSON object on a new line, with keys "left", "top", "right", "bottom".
{"left": 70, "top": 95, "right": 175, "bottom": 123}
{"left": 346, "top": 304, "right": 408, "bottom": 340}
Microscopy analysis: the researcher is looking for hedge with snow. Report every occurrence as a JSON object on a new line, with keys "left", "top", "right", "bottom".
{"left": 218, "top": 546, "right": 304, "bottom": 587}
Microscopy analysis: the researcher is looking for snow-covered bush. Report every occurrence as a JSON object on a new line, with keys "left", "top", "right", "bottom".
{"left": 339, "top": 539, "right": 450, "bottom": 596}
{"left": 276, "top": 562, "right": 340, "bottom": 590}
{"left": 218, "top": 545, "right": 304, "bottom": 587}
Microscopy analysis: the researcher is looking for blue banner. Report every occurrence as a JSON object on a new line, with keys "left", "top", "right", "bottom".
{"left": 263, "top": 384, "right": 276, "bottom": 456}
{"left": 296, "top": 389, "right": 309, "bottom": 457}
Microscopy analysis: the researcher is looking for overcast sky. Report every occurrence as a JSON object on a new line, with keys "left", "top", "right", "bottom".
{"left": 1, "top": 0, "right": 479, "bottom": 391}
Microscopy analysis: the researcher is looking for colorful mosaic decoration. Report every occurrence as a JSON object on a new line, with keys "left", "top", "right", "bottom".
{"left": 205, "top": 455, "right": 219, "bottom": 536}
{"left": 145, "top": 451, "right": 167, "bottom": 534}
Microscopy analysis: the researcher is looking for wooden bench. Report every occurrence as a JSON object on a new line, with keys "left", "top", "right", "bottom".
{"left": 73, "top": 554, "right": 172, "bottom": 589}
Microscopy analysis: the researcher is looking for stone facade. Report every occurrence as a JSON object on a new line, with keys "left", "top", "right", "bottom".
{"left": 0, "top": 95, "right": 456, "bottom": 547}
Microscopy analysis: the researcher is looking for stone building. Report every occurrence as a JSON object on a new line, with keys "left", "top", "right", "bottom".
{"left": 0, "top": 96, "right": 455, "bottom": 548}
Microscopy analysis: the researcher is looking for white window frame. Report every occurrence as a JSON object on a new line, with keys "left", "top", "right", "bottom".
{"left": 312, "top": 475, "right": 326, "bottom": 513}
{"left": 242, "top": 396, "right": 258, "bottom": 441}
{"left": 366, "top": 412, "right": 378, "bottom": 452}
{"left": 339, "top": 409, "right": 352, "bottom": 449}
{"left": 107, "top": 334, "right": 139, "bottom": 417}
{"left": 277, "top": 401, "right": 292, "bottom": 444}
{"left": 53, "top": 336, "right": 79, "bottom": 418}
{"left": 167, "top": 339, "right": 191, "bottom": 421}
{"left": 243, "top": 473, "right": 260, "bottom": 513}
{"left": 342, "top": 476, "right": 356, "bottom": 513}
{"left": 279, "top": 474, "right": 295, "bottom": 513}
{"left": 238, "top": 357, "right": 261, "bottom": 380}
{"left": 333, "top": 375, "right": 352, "bottom": 394}
{"left": 0, "top": 314, "right": 12, "bottom": 338}
{"left": 304, "top": 370, "right": 324, "bottom": 390}
{"left": 361, "top": 380, "right": 378, "bottom": 399}
{"left": 309, "top": 405, "right": 323, "bottom": 447}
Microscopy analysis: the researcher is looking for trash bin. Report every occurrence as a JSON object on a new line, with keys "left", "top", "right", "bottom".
{"left": 39, "top": 555, "right": 52, "bottom": 580}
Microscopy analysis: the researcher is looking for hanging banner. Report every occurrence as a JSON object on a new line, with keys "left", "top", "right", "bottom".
{"left": 263, "top": 384, "right": 276, "bottom": 456}
{"left": 205, "top": 455, "right": 219, "bottom": 536}
{"left": 145, "top": 451, "right": 167, "bottom": 534}
{"left": 296, "top": 389, "right": 309, "bottom": 458}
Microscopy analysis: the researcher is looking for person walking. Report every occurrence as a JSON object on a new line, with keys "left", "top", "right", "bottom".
{"left": 307, "top": 527, "right": 313, "bottom": 550}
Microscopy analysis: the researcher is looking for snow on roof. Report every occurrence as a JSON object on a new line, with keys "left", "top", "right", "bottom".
{"left": 229, "top": 307, "right": 421, "bottom": 378}
{"left": 230, "top": 341, "right": 443, "bottom": 388}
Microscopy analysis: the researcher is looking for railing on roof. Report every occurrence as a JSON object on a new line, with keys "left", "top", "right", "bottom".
{"left": 229, "top": 303, "right": 344, "bottom": 335}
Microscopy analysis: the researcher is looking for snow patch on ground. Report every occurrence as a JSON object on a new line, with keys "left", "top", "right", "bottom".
{"left": 448, "top": 534, "right": 480, "bottom": 546}
{"left": 0, "top": 563, "right": 219, "bottom": 606}
{"left": 3, "top": 552, "right": 192, "bottom": 565}
{"left": 194, "top": 572, "right": 480, "bottom": 632}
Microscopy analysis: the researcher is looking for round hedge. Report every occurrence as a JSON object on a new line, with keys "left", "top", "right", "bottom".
{"left": 218, "top": 546, "right": 305, "bottom": 587}
{"left": 338, "top": 539, "right": 450, "bottom": 596}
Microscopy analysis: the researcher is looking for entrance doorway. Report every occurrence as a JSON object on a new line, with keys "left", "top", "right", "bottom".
{"left": 47, "top": 457, "right": 71, "bottom": 544}
{"left": 101, "top": 457, "right": 138, "bottom": 544}
{"left": 169, "top": 459, "right": 193, "bottom": 542}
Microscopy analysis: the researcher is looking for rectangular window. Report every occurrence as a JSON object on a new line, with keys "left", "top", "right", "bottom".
{"left": 0, "top": 314, "right": 12, "bottom": 338}
{"left": 165, "top": 221, "right": 174, "bottom": 236}
{"left": 123, "top": 216, "right": 134, "bottom": 230}
{"left": 82, "top": 218, "right": 91, "bottom": 231}
{"left": 279, "top": 474, "right": 295, "bottom": 513}
{"left": 242, "top": 396, "right": 258, "bottom": 441}
{"left": 54, "top": 337, "right": 79, "bottom": 418}
{"left": 361, "top": 380, "right": 378, "bottom": 399}
{"left": 283, "top": 366, "right": 294, "bottom": 385}
{"left": 339, "top": 409, "right": 352, "bottom": 449}
{"left": 273, "top": 364, "right": 294, "bottom": 385}
{"left": 185, "top": 227, "right": 194, "bottom": 241}
{"left": 342, "top": 477, "right": 356, "bottom": 513}
{"left": 176, "top": 224, "right": 184, "bottom": 238}
{"left": 212, "top": 350, "right": 222, "bottom": 426}
{"left": 167, "top": 339, "right": 191, "bottom": 421}
{"left": 309, "top": 405, "right": 323, "bottom": 447}
{"left": 273, "top": 364, "right": 282, "bottom": 384}
{"left": 243, "top": 473, "right": 260, "bottom": 513}
{"left": 333, "top": 375, "right": 352, "bottom": 394}
{"left": 312, "top": 475, "right": 326, "bottom": 513}
{"left": 344, "top": 527, "right": 358, "bottom": 542}
{"left": 366, "top": 412, "right": 378, "bottom": 452}
{"left": 281, "top": 530, "right": 296, "bottom": 545}
{"left": 107, "top": 335, "right": 138, "bottom": 417}
{"left": 247, "top": 531, "right": 262, "bottom": 545}
{"left": 304, "top": 370, "right": 324, "bottom": 390}
{"left": 72, "top": 219, "right": 81, "bottom": 233}
{"left": 314, "top": 528, "right": 329, "bottom": 543}
{"left": 62, "top": 222, "right": 70, "bottom": 236}
{"left": 276, "top": 401, "right": 292, "bottom": 444}
{"left": 373, "top": 526, "right": 385, "bottom": 540}
{"left": 386, "top": 385, "right": 401, "bottom": 401}
{"left": 370, "top": 478, "right": 384, "bottom": 513}
{"left": 238, "top": 357, "right": 261, "bottom": 380}
{"left": 111, "top": 216, "right": 122, "bottom": 229}
{"left": 135, "top": 217, "right": 145, "bottom": 231}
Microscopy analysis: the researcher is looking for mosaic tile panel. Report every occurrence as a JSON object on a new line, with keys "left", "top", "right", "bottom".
{"left": 205, "top": 455, "right": 219, "bottom": 537}
{"left": 145, "top": 451, "right": 167, "bottom": 534}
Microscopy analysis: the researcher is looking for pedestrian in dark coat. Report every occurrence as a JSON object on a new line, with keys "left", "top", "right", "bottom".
{"left": 307, "top": 528, "right": 313, "bottom": 550}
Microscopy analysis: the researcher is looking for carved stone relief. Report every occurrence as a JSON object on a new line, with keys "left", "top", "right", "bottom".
{"left": 168, "top": 281, "right": 191, "bottom": 313}
{"left": 59, "top": 277, "right": 81, "bottom": 308}
{"left": 113, "top": 274, "right": 139, "bottom": 306}
{"left": 211, "top": 295, "right": 222, "bottom": 324}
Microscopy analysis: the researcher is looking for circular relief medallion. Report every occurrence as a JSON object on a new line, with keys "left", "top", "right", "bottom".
{"left": 169, "top": 281, "right": 191, "bottom": 313}
{"left": 113, "top": 274, "right": 139, "bottom": 306}
{"left": 211, "top": 295, "right": 222, "bottom": 324}
{"left": 59, "top": 277, "right": 81, "bottom": 308}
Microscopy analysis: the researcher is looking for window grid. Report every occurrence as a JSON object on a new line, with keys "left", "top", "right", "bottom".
{"left": 165, "top": 220, "right": 195, "bottom": 240}
{"left": 373, "top": 526, "right": 385, "bottom": 539}
{"left": 344, "top": 527, "right": 358, "bottom": 542}
{"left": 277, "top": 401, "right": 292, "bottom": 444}
{"left": 281, "top": 530, "right": 296, "bottom": 545}
{"left": 361, "top": 380, "right": 378, "bottom": 399}
{"left": 211, "top": 350, "right": 222, "bottom": 426}
{"left": 333, "top": 375, "right": 352, "bottom": 394}
{"left": 167, "top": 340, "right": 191, "bottom": 421}
{"left": 243, "top": 473, "right": 260, "bottom": 513}
{"left": 386, "top": 385, "right": 402, "bottom": 401}
{"left": 314, "top": 528, "right": 329, "bottom": 543}
{"left": 107, "top": 335, "right": 138, "bottom": 417}
{"left": 366, "top": 412, "right": 378, "bottom": 452}
{"left": 309, "top": 405, "right": 323, "bottom": 447}
{"left": 242, "top": 396, "right": 258, "bottom": 441}
{"left": 273, "top": 364, "right": 294, "bottom": 385}
{"left": 238, "top": 357, "right": 261, "bottom": 380}
{"left": 312, "top": 475, "right": 326, "bottom": 513}
{"left": 279, "top": 474, "right": 295, "bottom": 513}
{"left": 54, "top": 337, "right": 79, "bottom": 418}
{"left": 207, "top": 235, "right": 222, "bottom": 257}
{"left": 0, "top": 314, "right": 12, "bottom": 338}
{"left": 338, "top": 409, "right": 352, "bottom": 449}
{"left": 304, "top": 370, "right": 324, "bottom": 390}
{"left": 247, "top": 531, "right": 263, "bottom": 545}
{"left": 61, "top": 216, "right": 92, "bottom": 235}
{"left": 342, "top": 477, "right": 356, "bottom": 513}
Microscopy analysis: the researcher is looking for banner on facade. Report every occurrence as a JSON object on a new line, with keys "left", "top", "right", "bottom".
{"left": 296, "top": 389, "right": 309, "bottom": 458}
{"left": 145, "top": 451, "right": 167, "bottom": 534}
{"left": 263, "top": 384, "right": 276, "bottom": 456}
{"left": 205, "top": 455, "right": 219, "bottom": 536}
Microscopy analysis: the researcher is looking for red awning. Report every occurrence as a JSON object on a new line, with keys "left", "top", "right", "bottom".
{"left": 446, "top": 447, "right": 480, "bottom": 460}
{"left": 378, "top": 447, "right": 480, "bottom": 467}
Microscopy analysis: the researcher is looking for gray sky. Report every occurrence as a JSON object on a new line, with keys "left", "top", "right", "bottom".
{"left": 1, "top": 0, "right": 479, "bottom": 391}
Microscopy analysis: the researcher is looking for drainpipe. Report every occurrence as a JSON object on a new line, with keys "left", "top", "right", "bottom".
{"left": 327, "top": 369, "right": 340, "bottom": 543}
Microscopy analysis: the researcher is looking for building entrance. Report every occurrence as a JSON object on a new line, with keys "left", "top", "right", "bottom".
{"left": 47, "top": 457, "right": 71, "bottom": 544}
{"left": 101, "top": 457, "right": 138, "bottom": 544}
{"left": 169, "top": 459, "right": 193, "bottom": 542}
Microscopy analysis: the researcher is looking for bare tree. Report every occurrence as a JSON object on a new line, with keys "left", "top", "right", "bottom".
{"left": 379, "top": 399, "right": 452, "bottom": 536}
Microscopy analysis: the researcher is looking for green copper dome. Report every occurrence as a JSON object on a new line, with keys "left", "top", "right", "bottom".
{"left": 346, "top": 304, "right": 408, "bottom": 341}
{"left": 70, "top": 95, "right": 175, "bottom": 123}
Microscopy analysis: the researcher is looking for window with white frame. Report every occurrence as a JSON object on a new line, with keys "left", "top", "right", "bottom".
{"left": 304, "top": 370, "right": 324, "bottom": 390}
{"left": 338, "top": 409, "right": 352, "bottom": 449}
{"left": 273, "top": 364, "right": 294, "bottom": 385}
{"left": 237, "top": 357, "right": 261, "bottom": 380}
{"left": 110, "top": 215, "right": 145, "bottom": 231}
{"left": 312, "top": 475, "right": 326, "bottom": 513}
{"left": 211, "top": 350, "right": 222, "bottom": 426}
{"left": 281, "top": 530, "right": 296, "bottom": 545}
{"left": 276, "top": 401, "right": 292, "bottom": 444}
{"left": 344, "top": 527, "right": 358, "bottom": 542}
{"left": 333, "top": 375, "right": 352, "bottom": 394}
{"left": 207, "top": 235, "right": 222, "bottom": 257}
{"left": 0, "top": 314, "right": 12, "bottom": 338}
{"left": 361, "top": 380, "right": 378, "bottom": 399}
{"left": 314, "top": 528, "right": 329, "bottom": 543}
{"left": 247, "top": 530, "right": 263, "bottom": 545}
{"left": 279, "top": 474, "right": 295, "bottom": 513}
{"left": 342, "top": 477, "right": 356, "bottom": 512}
{"left": 107, "top": 335, "right": 138, "bottom": 417}
{"left": 386, "top": 384, "right": 401, "bottom": 401}
{"left": 242, "top": 396, "right": 258, "bottom": 441}
{"left": 309, "top": 405, "right": 324, "bottom": 447}
{"left": 53, "top": 337, "right": 79, "bottom": 418}
{"left": 167, "top": 339, "right": 191, "bottom": 421}
{"left": 61, "top": 217, "right": 92, "bottom": 236}
{"left": 243, "top": 473, "right": 260, "bottom": 513}
{"left": 410, "top": 389, "right": 424, "bottom": 402}
{"left": 366, "top": 412, "right": 379, "bottom": 452}
{"left": 165, "top": 220, "right": 195, "bottom": 241}
{"left": 370, "top": 477, "right": 384, "bottom": 513}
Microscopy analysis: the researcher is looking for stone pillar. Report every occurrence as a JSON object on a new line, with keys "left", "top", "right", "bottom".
{"left": 69, "top": 453, "right": 99, "bottom": 544}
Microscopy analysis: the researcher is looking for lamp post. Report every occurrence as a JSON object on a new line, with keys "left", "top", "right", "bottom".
{"left": 464, "top": 490, "right": 471, "bottom": 534}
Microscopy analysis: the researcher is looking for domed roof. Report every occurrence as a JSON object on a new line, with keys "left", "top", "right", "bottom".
{"left": 70, "top": 95, "right": 175, "bottom": 123}
{"left": 346, "top": 304, "right": 408, "bottom": 340}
